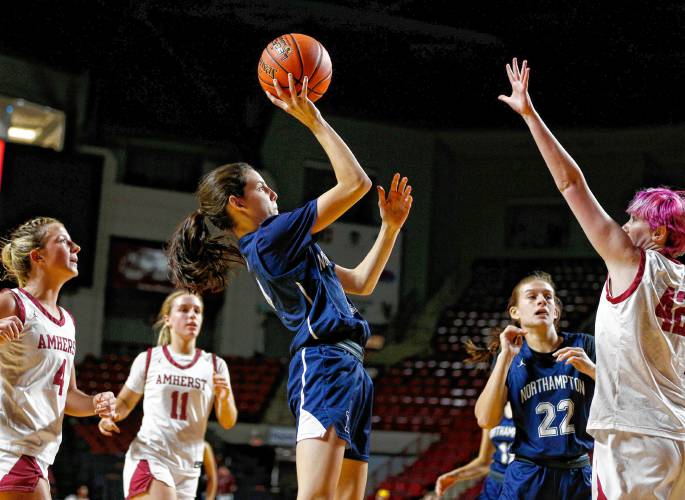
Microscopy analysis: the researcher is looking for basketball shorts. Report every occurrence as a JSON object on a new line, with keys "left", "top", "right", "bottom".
{"left": 123, "top": 449, "right": 199, "bottom": 500}
{"left": 478, "top": 473, "right": 504, "bottom": 500}
{"left": 499, "top": 457, "right": 591, "bottom": 500}
{"left": 0, "top": 453, "right": 49, "bottom": 493}
{"left": 287, "top": 344, "right": 373, "bottom": 462}
{"left": 592, "top": 430, "right": 685, "bottom": 500}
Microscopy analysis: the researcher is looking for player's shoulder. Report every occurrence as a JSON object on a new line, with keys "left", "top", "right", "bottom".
{"left": 0, "top": 288, "right": 21, "bottom": 319}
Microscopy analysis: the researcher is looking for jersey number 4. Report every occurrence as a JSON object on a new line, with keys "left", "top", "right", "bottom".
{"left": 170, "top": 391, "right": 189, "bottom": 420}
{"left": 52, "top": 359, "right": 67, "bottom": 396}
{"left": 536, "top": 399, "right": 575, "bottom": 437}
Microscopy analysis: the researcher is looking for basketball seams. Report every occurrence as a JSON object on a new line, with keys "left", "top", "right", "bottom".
{"left": 263, "top": 46, "right": 304, "bottom": 87}
{"left": 258, "top": 34, "right": 329, "bottom": 101}
{"left": 309, "top": 41, "right": 323, "bottom": 87}
{"left": 287, "top": 34, "right": 305, "bottom": 81}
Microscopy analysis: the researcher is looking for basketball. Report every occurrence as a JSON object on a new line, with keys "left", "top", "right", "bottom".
{"left": 258, "top": 34, "right": 332, "bottom": 103}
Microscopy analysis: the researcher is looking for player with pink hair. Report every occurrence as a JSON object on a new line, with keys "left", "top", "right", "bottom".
{"left": 500, "top": 57, "right": 685, "bottom": 499}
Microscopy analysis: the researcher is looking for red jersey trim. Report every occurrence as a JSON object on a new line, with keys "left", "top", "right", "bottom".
{"left": 126, "top": 459, "right": 153, "bottom": 499}
{"left": 1, "top": 289, "right": 25, "bottom": 324}
{"left": 144, "top": 348, "right": 153, "bottom": 379}
{"left": 17, "top": 288, "right": 65, "bottom": 326}
{"left": 605, "top": 249, "right": 646, "bottom": 305}
{"left": 162, "top": 345, "right": 202, "bottom": 370}
{"left": 0, "top": 455, "right": 43, "bottom": 492}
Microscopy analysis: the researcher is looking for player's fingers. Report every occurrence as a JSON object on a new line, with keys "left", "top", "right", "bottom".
{"left": 522, "top": 67, "right": 530, "bottom": 89}
{"left": 301, "top": 76, "right": 309, "bottom": 100}
{"left": 376, "top": 185, "right": 386, "bottom": 204}
{"left": 505, "top": 64, "right": 515, "bottom": 84}
{"left": 403, "top": 185, "right": 412, "bottom": 200}
{"left": 390, "top": 173, "right": 400, "bottom": 192}
{"left": 287, "top": 73, "right": 297, "bottom": 97}
{"left": 397, "top": 176, "right": 408, "bottom": 194}
{"left": 512, "top": 57, "right": 520, "bottom": 79}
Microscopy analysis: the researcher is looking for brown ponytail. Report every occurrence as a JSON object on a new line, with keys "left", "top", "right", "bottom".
{"left": 167, "top": 163, "right": 251, "bottom": 294}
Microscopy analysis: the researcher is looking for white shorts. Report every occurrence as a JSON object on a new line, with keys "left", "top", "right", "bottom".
{"left": 123, "top": 449, "right": 199, "bottom": 500}
{"left": 592, "top": 430, "right": 685, "bottom": 500}
{"left": 0, "top": 452, "right": 49, "bottom": 493}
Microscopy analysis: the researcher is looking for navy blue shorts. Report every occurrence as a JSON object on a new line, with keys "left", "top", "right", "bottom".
{"left": 478, "top": 475, "right": 503, "bottom": 500}
{"left": 287, "top": 344, "right": 373, "bottom": 462}
{"left": 499, "top": 459, "right": 591, "bottom": 500}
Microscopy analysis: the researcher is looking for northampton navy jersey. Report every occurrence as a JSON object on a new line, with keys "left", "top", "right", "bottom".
{"left": 506, "top": 332, "right": 595, "bottom": 460}
{"left": 239, "top": 199, "right": 370, "bottom": 355}
{"left": 489, "top": 416, "right": 515, "bottom": 475}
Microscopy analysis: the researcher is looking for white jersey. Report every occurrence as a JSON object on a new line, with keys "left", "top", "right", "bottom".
{"left": 588, "top": 250, "right": 685, "bottom": 440}
{"left": 0, "top": 288, "right": 76, "bottom": 464}
{"left": 125, "top": 345, "right": 227, "bottom": 474}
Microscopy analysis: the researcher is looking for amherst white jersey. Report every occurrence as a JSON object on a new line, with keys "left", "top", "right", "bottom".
{"left": 0, "top": 288, "right": 76, "bottom": 464}
{"left": 125, "top": 345, "right": 227, "bottom": 473}
{"left": 589, "top": 250, "right": 685, "bottom": 440}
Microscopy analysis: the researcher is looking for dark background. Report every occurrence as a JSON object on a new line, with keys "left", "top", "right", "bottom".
{"left": 2, "top": 1, "right": 683, "bottom": 156}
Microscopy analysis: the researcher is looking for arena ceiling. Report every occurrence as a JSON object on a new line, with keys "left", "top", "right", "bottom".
{"left": 2, "top": 1, "right": 684, "bottom": 152}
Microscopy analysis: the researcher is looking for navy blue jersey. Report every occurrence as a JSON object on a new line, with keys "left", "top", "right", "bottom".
{"left": 506, "top": 332, "right": 595, "bottom": 460}
{"left": 238, "top": 200, "right": 370, "bottom": 355}
{"left": 489, "top": 416, "right": 515, "bottom": 475}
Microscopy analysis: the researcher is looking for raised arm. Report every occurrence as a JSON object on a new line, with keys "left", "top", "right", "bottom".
{"left": 474, "top": 326, "right": 523, "bottom": 429}
{"left": 335, "top": 173, "right": 412, "bottom": 295}
{"left": 265, "top": 74, "right": 372, "bottom": 234}
{"left": 499, "top": 58, "right": 641, "bottom": 287}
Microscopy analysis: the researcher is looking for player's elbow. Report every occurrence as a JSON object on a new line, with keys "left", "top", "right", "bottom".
{"left": 476, "top": 413, "right": 495, "bottom": 429}
{"left": 474, "top": 404, "right": 496, "bottom": 429}
{"left": 347, "top": 174, "right": 372, "bottom": 198}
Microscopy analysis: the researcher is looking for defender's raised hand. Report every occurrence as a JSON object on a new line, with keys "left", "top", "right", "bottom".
{"left": 498, "top": 57, "right": 534, "bottom": 117}
{"left": 377, "top": 173, "right": 413, "bottom": 232}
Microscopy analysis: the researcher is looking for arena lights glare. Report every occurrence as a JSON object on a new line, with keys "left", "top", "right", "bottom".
{"left": 0, "top": 96, "right": 65, "bottom": 151}
{"left": 7, "top": 126, "right": 37, "bottom": 141}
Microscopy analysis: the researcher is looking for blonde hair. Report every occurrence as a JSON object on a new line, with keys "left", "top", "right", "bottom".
{"left": 154, "top": 290, "right": 204, "bottom": 345}
{"left": 1, "top": 217, "right": 61, "bottom": 287}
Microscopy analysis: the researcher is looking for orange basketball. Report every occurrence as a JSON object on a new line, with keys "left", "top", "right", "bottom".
{"left": 257, "top": 34, "right": 332, "bottom": 103}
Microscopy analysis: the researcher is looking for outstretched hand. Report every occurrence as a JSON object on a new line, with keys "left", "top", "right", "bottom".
{"left": 377, "top": 173, "right": 413, "bottom": 231}
{"left": 265, "top": 73, "right": 322, "bottom": 130}
{"left": 498, "top": 58, "right": 534, "bottom": 117}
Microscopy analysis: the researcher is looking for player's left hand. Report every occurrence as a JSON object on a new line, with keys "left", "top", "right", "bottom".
{"left": 378, "top": 173, "right": 413, "bottom": 231}
{"left": 213, "top": 374, "right": 231, "bottom": 401}
{"left": 93, "top": 391, "right": 117, "bottom": 420}
{"left": 553, "top": 346, "right": 596, "bottom": 380}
